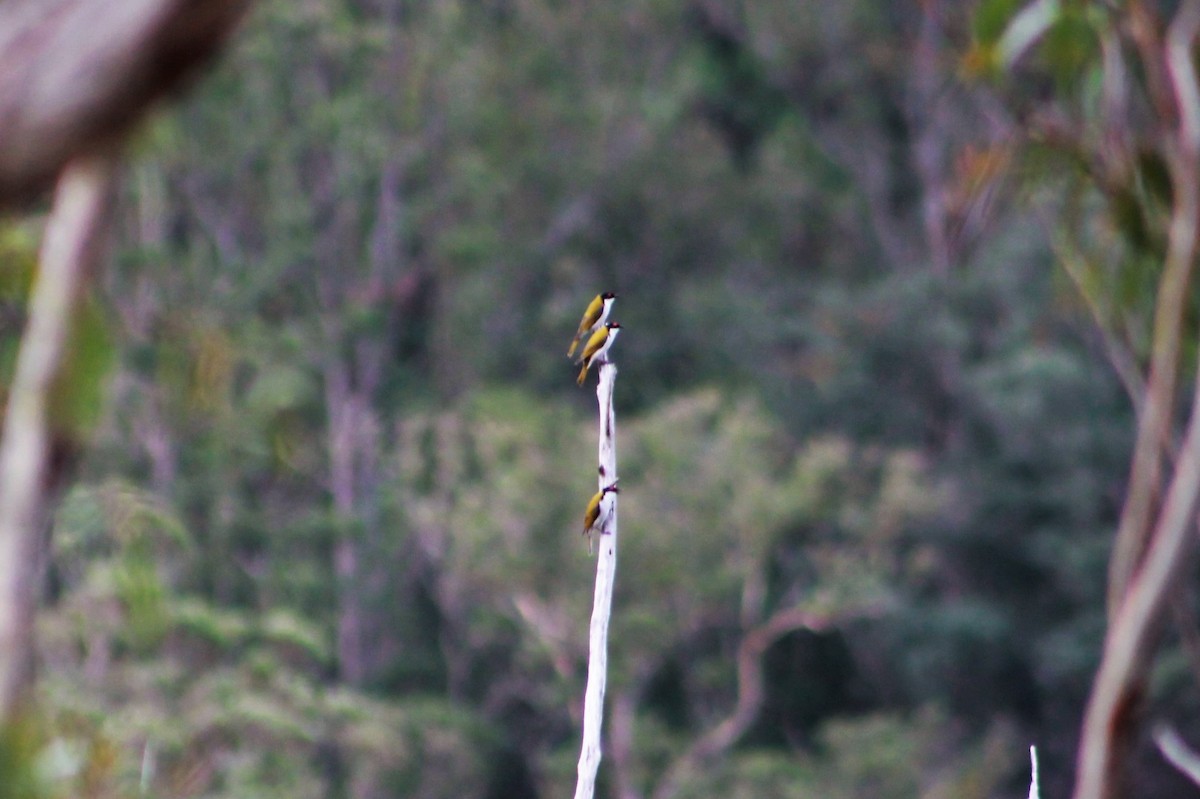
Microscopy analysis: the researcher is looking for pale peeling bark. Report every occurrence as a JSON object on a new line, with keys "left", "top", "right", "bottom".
{"left": 0, "top": 0, "right": 252, "bottom": 210}
{"left": 0, "top": 156, "right": 114, "bottom": 718}
{"left": 574, "top": 362, "right": 618, "bottom": 799}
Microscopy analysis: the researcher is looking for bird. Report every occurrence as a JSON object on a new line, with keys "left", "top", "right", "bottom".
{"left": 583, "top": 483, "right": 620, "bottom": 537}
{"left": 567, "top": 292, "right": 617, "bottom": 358}
{"left": 575, "top": 322, "right": 621, "bottom": 386}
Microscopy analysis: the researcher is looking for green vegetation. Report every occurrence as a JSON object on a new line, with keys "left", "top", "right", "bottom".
{"left": 6, "top": 0, "right": 1198, "bottom": 797}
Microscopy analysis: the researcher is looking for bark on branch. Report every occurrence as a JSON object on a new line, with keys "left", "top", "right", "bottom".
{"left": 0, "top": 0, "right": 252, "bottom": 210}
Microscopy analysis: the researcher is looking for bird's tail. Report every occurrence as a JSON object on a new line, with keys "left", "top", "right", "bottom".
{"left": 567, "top": 336, "right": 581, "bottom": 358}
{"left": 576, "top": 361, "right": 589, "bottom": 386}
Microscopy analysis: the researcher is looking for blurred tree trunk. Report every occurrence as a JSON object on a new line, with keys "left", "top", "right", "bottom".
{"left": 0, "top": 156, "right": 114, "bottom": 717}
{"left": 1070, "top": 5, "right": 1200, "bottom": 798}
{"left": 319, "top": 157, "right": 409, "bottom": 686}
{"left": 324, "top": 354, "right": 378, "bottom": 685}
{"left": 0, "top": 0, "right": 251, "bottom": 210}
{"left": 978, "top": 0, "right": 1200, "bottom": 795}
{"left": 0, "top": 0, "right": 251, "bottom": 723}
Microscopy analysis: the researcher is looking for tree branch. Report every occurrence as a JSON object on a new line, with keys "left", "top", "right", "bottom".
{"left": 0, "top": 0, "right": 252, "bottom": 210}
{"left": 0, "top": 155, "right": 115, "bottom": 719}
{"left": 574, "top": 362, "right": 619, "bottom": 799}
{"left": 1028, "top": 745, "right": 1041, "bottom": 799}
{"left": 1073, "top": 7, "right": 1200, "bottom": 798}
{"left": 1052, "top": 234, "right": 1148, "bottom": 419}
{"left": 1074, "top": 324, "right": 1200, "bottom": 799}
{"left": 650, "top": 604, "right": 881, "bottom": 799}
{"left": 1153, "top": 724, "right": 1200, "bottom": 787}
{"left": 1107, "top": 0, "right": 1200, "bottom": 618}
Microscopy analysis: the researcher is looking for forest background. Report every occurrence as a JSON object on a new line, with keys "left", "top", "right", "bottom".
{"left": 4, "top": 0, "right": 1200, "bottom": 797}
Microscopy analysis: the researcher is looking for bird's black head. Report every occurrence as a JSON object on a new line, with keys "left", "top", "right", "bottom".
{"left": 604, "top": 484, "right": 620, "bottom": 495}
{"left": 602, "top": 291, "right": 617, "bottom": 300}
{"left": 606, "top": 322, "right": 621, "bottom": 329}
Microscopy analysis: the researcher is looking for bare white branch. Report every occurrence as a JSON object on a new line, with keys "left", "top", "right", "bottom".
{"left": 1028, "top": 745, "right": 1040, "bottom": 799}
{"left": 574, "top": 361, "right": 618, "bottom": 799}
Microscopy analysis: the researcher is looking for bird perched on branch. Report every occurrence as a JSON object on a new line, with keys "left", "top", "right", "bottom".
{"left": 575, "top": 322, "right": 621, "bottom": 386}
{"left": 583, "top": 483, "right": 620, "bottom": 538}
{"left": 567, "top": 291, "right": 617, "bottom": 358}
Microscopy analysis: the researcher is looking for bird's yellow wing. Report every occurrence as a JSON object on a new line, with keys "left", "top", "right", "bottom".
{"left": 576, "top": 325, "right": 609, "bottom": 365}
{"left": 583, "top": 489, "right": 603, "bottom": 534}
{"left": 567, "top": 294, "right": 605, "bottom": 357}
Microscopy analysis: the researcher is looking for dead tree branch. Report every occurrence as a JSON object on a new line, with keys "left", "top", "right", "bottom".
{"left": 574, "top": 362, "right": 619, "bottom": 799}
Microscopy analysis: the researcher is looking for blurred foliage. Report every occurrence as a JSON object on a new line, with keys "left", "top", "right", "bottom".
{"left": 0, "top": 224, "right": 38, "bottom": 401}
{"left": 674, "top": 709, "right": 1016, "bottom": 799}
{"left": 4, "top": 0, "right": 1192, "bottom": 797}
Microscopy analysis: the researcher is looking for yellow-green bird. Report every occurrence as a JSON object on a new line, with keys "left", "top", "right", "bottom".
{"left": 567, "top": 292, "right": 617, "bottom": 358}
{"left": 583, "top": 483, "right": 620, "bottom": 537}
{"left": 575, "top": 322, "right": 621, "bottom": 386}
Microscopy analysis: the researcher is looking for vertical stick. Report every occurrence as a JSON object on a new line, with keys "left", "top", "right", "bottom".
{"left": 0, "top": 155, "right": 113, "bottom": 719}
{"left": 1028, "top": 745, "right": 1040, "bottom": 799}
{"left": 574, "top": 361, "right": 618, "bottom": 799}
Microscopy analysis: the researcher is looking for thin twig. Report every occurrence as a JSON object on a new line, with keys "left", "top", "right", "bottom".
{"left": 1053, "top": 235, "right": 1147, "bottom": 418}
{"left": 574, "top": 361, "right": 618, "bottom": 799}
{"left": 1028, "top": 745, "right": 1040, "bottom": 799}
{"left": 1153, "top": 724, "right": 1200, "bottom": 787}
{"left": 0, "top": 155, "right": 114, "bottom": 718}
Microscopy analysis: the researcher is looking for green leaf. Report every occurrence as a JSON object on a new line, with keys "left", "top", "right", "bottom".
{"left": 1043, "top": 9, "right": 1099, "bottom": 87}
{"left": 115, "top": 554, "right": 168, "bottom": 653}
{"left": 48, "top": 298, "right": 115, "bottom": 441}
{"left": 973, "top": 0, "right": 1024, "bottom": 46}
